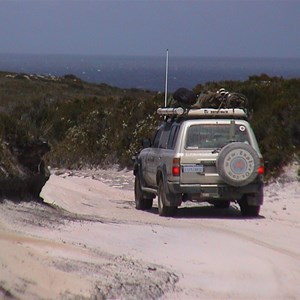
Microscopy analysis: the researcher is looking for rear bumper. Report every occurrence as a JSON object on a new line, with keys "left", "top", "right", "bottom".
{"left": 168, "top": 180, "right": 264, "bottom": 204}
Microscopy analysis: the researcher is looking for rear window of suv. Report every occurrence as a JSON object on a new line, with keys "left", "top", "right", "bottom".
{"left": 185, "top": 124, "right": 250, "bottom": 149}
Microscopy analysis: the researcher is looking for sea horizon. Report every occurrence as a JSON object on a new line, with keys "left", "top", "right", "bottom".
{"left": 0, "top": 53, "right": 299, "bottom": 92}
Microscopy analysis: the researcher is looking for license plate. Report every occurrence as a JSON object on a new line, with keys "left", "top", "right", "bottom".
{"left": 182, "top": 164, "right": 204, "bottom": 173}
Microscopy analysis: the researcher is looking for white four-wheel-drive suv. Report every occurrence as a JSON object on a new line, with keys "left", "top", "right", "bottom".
{"left": 133, "top": 107, "right": 264, "bottom": 217}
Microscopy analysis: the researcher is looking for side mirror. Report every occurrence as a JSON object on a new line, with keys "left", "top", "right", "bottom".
{"left": 142, "top": 138, "right": 151, "bottom": 148}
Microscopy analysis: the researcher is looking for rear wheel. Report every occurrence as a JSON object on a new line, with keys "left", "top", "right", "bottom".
{"left": 238, "top": 198, "right": 260, "bottom": 217}
{"left": 157, "top": 180, "right": 178, "bottom": 217}
{"left": 134, "top": 176, "right": 153, "bottom": 210}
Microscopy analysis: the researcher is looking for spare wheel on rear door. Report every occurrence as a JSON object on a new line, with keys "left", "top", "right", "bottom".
{"left": 216, "top": 142, "right": 260, "bottom": 187}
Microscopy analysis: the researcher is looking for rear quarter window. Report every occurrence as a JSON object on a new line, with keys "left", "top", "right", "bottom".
{"left": 167, "top": 125, "right": 180, "bottom": 149}
{"left": 152, "top": 126, "right": 163, "bottom": 148}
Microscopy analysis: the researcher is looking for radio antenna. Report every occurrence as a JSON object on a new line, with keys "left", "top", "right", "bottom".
{"left": 164, "top": 49, "right": 169, "bottom": 107}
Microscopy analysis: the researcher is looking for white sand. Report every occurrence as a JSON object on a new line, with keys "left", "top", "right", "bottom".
{"left": 0, "top": 162, "right": 299, "bottom": 299}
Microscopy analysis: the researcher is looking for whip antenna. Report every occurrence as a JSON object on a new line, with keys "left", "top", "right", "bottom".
{"left": 164, "top": 49, "right": 169, "bottom": 107}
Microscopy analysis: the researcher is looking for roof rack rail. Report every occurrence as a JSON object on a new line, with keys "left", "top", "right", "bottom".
{"left": 157, "top": 107, "right": 248, "bottom": 118}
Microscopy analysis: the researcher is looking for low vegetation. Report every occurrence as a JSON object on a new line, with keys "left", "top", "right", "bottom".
{"left": 0, "top": 71, "right": 299, "bottom": 180}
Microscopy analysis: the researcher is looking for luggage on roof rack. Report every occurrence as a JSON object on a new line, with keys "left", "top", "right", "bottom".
{"left": 171, "top": 88, "right": 198, "bottom": 108}
{"left": 169, "top": 88, "right": 248, "bottom": 110}
{"left": 193, "top": 90, "right": 248, "bottom": 109}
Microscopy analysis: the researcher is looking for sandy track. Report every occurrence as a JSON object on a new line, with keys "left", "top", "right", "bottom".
{"left": 0, "top": 164, "right": 300, "bottom": 300}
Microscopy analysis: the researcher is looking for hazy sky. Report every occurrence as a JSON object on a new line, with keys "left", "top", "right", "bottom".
{"left": 0, "top": 0, "right": 299, "bottom": 58}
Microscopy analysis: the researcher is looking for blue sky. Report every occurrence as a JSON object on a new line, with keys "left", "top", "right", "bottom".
{"left": 0, "top": 0, "right": 299, "bottom": 58}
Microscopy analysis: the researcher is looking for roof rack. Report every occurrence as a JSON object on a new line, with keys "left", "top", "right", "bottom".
{"left": 157, "top": 107, "right": 248, "bottom": 119}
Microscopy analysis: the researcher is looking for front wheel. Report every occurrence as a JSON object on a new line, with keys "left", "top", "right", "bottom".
{"left": 134, "top": 176, "right": 153, "bottom": 210}
{"left": 157, "top": 180, "right": 178, "bottom": 217}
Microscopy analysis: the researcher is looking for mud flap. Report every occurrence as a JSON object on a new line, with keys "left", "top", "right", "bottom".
{"left": 246, "top": 186, "right": 264, "bottom": 206}
{"left": 163, "top": 180, "right": 182, "bottom": 207}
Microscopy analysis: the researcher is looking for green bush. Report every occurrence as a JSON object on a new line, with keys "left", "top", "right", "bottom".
{"left": 0, "top": 72, "right": 299, "bottom": 179}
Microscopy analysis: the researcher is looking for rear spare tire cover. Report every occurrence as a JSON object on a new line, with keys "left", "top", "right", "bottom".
{"left": 216, "top": 142, "right": 260, "bottom": 187}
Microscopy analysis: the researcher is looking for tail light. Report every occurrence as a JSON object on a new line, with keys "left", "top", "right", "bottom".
{"left": 258, "top": 158, "right": 264, "bottom": 175}
{"left": 172, "top": 158, "right": 181, "bottom": 176}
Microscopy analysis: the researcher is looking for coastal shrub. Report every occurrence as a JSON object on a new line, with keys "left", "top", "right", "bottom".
{"left": 0, "top": 72, "right": 299, "bottom": 179}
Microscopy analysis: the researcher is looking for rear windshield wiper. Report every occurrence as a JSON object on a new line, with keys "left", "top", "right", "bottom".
{"left": 212, "top": 139, "right": 237, "bottom": 154}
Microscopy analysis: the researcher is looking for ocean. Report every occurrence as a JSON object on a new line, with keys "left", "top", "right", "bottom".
{"left": 0, "top": 54, "right": 299, "bottom": 92}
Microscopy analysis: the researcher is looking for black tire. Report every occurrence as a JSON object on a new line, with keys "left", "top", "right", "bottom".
{"left": 157, "top": 180, "right": 178, "bottom": 217}
{"left": 214, "top": 201, "right": 230, "bottom": 209}
{"left": 134, "top": 176, "right": 153, "bottom": 210}
{"left": 216, "top": 142, "right": 260, "bottom": 187}
{"left": 238, "top": 198, "right": 260, "bottom": 217}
